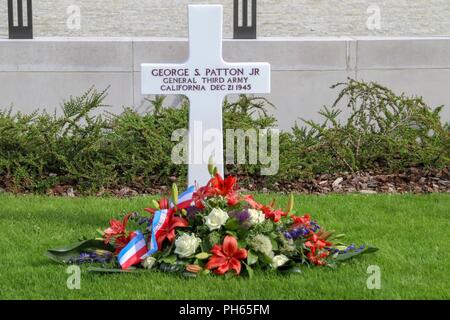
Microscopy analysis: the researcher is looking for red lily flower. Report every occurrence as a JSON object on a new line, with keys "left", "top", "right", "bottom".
{"left": 206, "top": 236, "right": 248, "bottom": 275}
{"left": 242, "top": 195, "right": 263, "bottom": 210}
{"left": 291, "top": 214, "right": 311, "bottom": 229}
{"left": 103, "top": 213, "right": 131, "bottom": 244}
{"left": 244, "top": 195, "right": 286, "bottom": 223}
{"left": 155, "top": 210, "right": 189, "bottom": 249}
{"left": 261, "top": 206, "right": 287, "bottom": 223}
{"left": 226, "top": 192, "right": 239, "bottom": 206}
{"left": 209, "top": 174, "right": 237, "bottom": 196}
{"left": 291, "top": 214, "right": 311, "bottom": 226}
{"left": 192, "top": 174, "right": 239, "bottom": 208}
{"left": 113, "top": 235, "right": 132, "bottom": 255}
{"left": 144, "top": 197, "right": 169, "bottom": 214}
{"left": 306, "top": 252, "right": 328, "bottom": 266}
{"left": 192, "top": 186, "right": 212, "bottom": 209}
{"left": 305, "top": 234, "right": 332, "bottom": 266}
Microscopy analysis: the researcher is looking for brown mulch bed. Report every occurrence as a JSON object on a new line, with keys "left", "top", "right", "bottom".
{"left": 239, "top": 167, "right": 450, "bottom": 195}
{"left": 1, "top": 167, "right": 449, "bottom": 197}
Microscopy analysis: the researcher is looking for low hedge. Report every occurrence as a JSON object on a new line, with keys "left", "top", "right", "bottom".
{"left": 0, "top": 79, "right": 448, "bottom": 194}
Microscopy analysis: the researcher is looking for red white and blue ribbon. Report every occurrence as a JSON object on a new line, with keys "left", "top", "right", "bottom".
{"left": 118, "top": 230, "right": 148, "bottom": 270}
{"left": 144, "top": 186, "right": 195, "bottom": 257}
{"left": 171, "top": 185, "right": 195, "bottom": 209}
{"left": 146, "top": 208, "right": 170, "bottom": 256}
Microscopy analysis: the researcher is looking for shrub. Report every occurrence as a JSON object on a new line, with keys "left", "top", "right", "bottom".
{"left": 282, "top": 79, "right": 449, "bottom": 179}
{"left": 0, "top": 88, "right": 276, "bottom": 192}
{"left": 0, "top": 79, "right": 448, "bottom": 194}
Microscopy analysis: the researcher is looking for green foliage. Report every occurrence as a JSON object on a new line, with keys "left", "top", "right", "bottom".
{"left": 333, "top": 245, "right": 379, "bottom": 261}
{"left": 0, "top": 80, "right": 448, "bottom": 194}
{"left": 46, "top": 239, "right": 114, "bottom": 264}
{"left": 278, "top": 79, "right": 449, "bottom": 180}
{"left": 0, "top": 89, "right": 275, "bottom": 193}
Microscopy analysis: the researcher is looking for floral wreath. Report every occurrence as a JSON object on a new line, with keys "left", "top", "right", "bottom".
{"left": 47, "top": 165, "right": 377, "bottom": 277}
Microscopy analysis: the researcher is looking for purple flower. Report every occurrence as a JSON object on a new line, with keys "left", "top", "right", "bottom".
{"left": 334, "top": 244, "right": 361, "bottom": 255}
{"left": 310, "top": 221, "right": 321, "bottom": 232}
{"left": 76, "top": 251, "right": 113, "bottom": 264}
{"left": 78, "top": 253, "right": 91, "bottom": 261}
{"left": 229, "top": 209, "right": 251, "bottom": 223}
{"left": 284, "top": 226, "right": 314, "bottom": 240}
{"left": 186, "top": 206, "right": 202, "bottom": 221}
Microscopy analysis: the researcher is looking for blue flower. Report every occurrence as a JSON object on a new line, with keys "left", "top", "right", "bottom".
{"left": 284, "top": 231, "right": 293, "bottom": 240}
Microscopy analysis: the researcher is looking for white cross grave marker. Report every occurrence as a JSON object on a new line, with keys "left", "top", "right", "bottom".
{"left": 142, "top": 5, "right": 271, "bottom": 187}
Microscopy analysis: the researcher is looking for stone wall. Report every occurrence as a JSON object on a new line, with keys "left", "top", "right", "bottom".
{"left": 1, "top": 0, "right": 449, "bottom": 38}
{"left": 1, "top": 37, "right": 449, "bottom": 130}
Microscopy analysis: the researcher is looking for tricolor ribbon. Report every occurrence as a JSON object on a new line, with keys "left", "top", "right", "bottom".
{"left": 146, "top": 208, "right": 170, "bottom": 257}
{"left": 144, "top": 186, "right": 195, "bottom": 257}
{"left": 172, "top": 185, "right": 195, "bottom": 209}
{"left": 118, "top": 230, "right": 148, "bottom": 270}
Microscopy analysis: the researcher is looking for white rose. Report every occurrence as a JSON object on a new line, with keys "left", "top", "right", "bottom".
{"left": 205, "top": 208, "right": 229, "bottom": 231}
{"left": 248, "top": 209, "right": 265, "bottom": 225}
{"left": 142, "top": 256, "right": 157, "bottom": 269}
{"left": 174, "top": 233, "right": 201, "bottom": 258}
{"left": 272, "top": 254, "right": 290, "bottom": 268}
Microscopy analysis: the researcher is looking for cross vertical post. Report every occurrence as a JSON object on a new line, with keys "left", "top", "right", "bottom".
{"left": 141, "top": 5, "right": 271, "bottom": 187}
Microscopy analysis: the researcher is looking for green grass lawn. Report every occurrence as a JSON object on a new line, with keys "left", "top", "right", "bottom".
{"left": 0, "top": 193, "right": 449, "bottom": 300}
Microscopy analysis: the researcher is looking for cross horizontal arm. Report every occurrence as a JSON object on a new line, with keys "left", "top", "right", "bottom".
{"left": 142, "top": 62, "right": 270, "bottom": 96}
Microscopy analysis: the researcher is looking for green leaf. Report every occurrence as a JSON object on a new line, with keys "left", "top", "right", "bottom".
{"left": 225, "top": 230, "right": 238, "bottom": 238}
{"left": 270, "top": 238, "right": 279, "bottom": 251}
{"left": 334, "top": 245, "right": 379, "bottom": 262}
{"left": 46, "top": 239, "right": 114, "bottom": 264}
{"left": 279, "top": 265, "right": 302, "bottom": 275}
{"left": 160, "top": 254, "right": 177, "bottom": 264}
{"left": 258, "top": 253, "right": 273, "bottom": 265}
{"left": 159, "top": 262, "right": 185, "bottom": 273}
{"left": 247, "top": 250, "right": 258, "bottom": 265}
{"left": 195, "top": 252, "right": 210, "bottom": 260}
{"left": 237, "top": 228, "right": 249, "bottom": 239}
{"left": 225, "top": 218, "right": 240, "bottom": 231}
{"left": 237, "top": 239, "right": 247, "bottom": 248}
{"left": 243, "top": 262, "right": 254, "bottom": 279}
{"left": 202, "top": 269, "right": 211, "bottom": 276}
